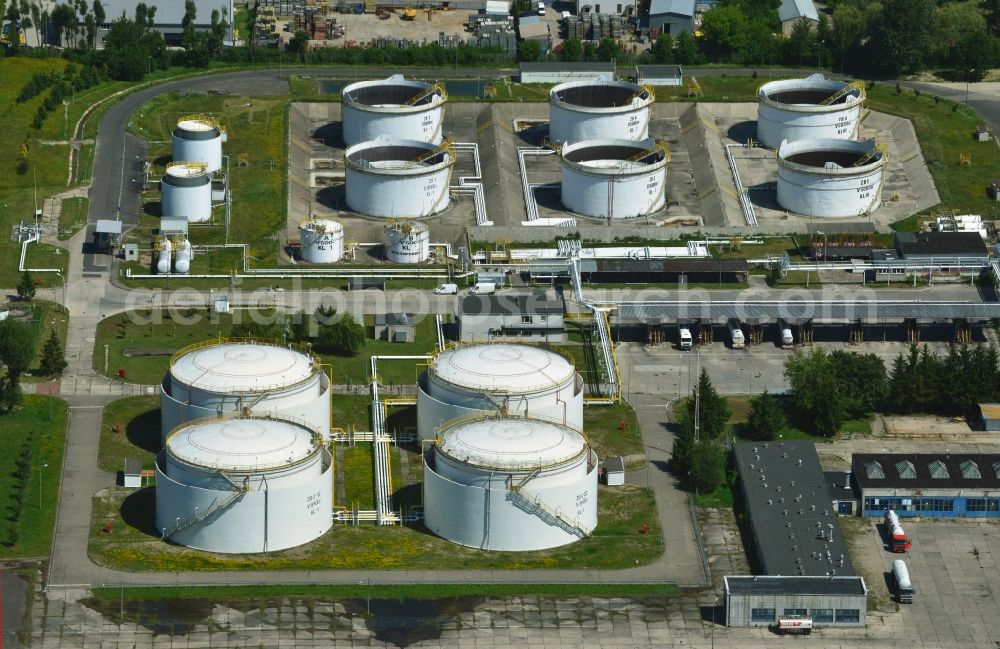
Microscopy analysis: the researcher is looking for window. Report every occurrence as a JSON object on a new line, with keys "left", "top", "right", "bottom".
{"left": 865, "top": 496, "right": 904, "bottom": 512}
{"left": 835, "top": 609, "right": 860, "bottom": 624}
{"left": 928, "top": 460, "right": 950, "bottom": 479}
{"left": 750, "top": 608, "right": 775, "bottom": 623}
{"left": 895, "top": 460, "right": 916, "bottom": 479}
{"left": 521, "top": 316, "right": 533, "bottom": 324}
{"left": 864, "top": 461, "right": 884, "bottom": 479}
{"left": 783, "top": 608, "right": 807, "bottom": 617}
{"left": 539, "top": 315, "right": 547, "bottom": 322}
{"left": 961, "top": 460, "right": 981, "bottom": 479}
{"left": 967, "top": 498, "right": 1000, "bottom": 512}
{"left": 913, "top": 498, "right": 954, "bottom": 512}
{"left": 616, "top": 3, "right": 622, "bottom": 11}
{"left": 812, "top": 609, "right": 833, "bottom": 623}
{"left": 595, "top": 3, "right": 600, "bottom": 10}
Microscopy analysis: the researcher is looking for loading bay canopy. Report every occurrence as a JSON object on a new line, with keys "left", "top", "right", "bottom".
{"left": 613, "top": 300, "right": 1000, "bottom": 324}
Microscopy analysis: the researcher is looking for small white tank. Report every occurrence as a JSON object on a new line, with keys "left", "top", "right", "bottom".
{"left": 172, "top": 116, "right": 226, "bottom": 172}
{"left": 299, "top": 219, "right": 344, "bottom": 263}
{"left": 156, "top": 237, "right": 172, "bottom": 274}
{"left": 173, "top": 238, "right": 192, "bottom": 274}
{"left": 161, "top": 162, "right": 212, "bottom": 223}
{"left": 383, "top": 220, "right": 430, "bottom": 264}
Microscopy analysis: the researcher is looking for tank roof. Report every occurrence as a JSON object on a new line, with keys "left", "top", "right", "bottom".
{"left": 438, "top": 416, "right": 587, "bottom": 470}
{"left": 177, "top": 118, "right": 217, "bottom": 131}
{"left": 166, "top": 417, "right": 319, "bottom": 471}
{"left": 170, "top": 341, "right": 317, "bottom": 393}
{"left": 431, "top": 344, "right": 575, "bottom": 393}
{"left": 165, "top": 163, "right": 209, "bottom": 178}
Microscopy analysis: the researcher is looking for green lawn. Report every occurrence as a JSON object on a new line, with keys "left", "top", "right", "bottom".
{"left": 0, "top": 395, "right": 69, "bottom": 558}
{"left": 865, "top": 84, "right": 997, "bottom": 225}
{"left": 57, "top": 196, "right": 88, "bottom": 240}
{"left": 99, "top": 397, "right": 161, "bottom": 474}
{"left": 88, "top": 483, "right": 662, "bottom": 571}
{"left": 583, "top": 401, "right": 644, "bottom": 464}
{"left": 23, "top": 301, "right": 70, "bottom": 381}
{"left": 341, "top": 444, "right": 375, "bottom": 510}
{"left": 333, "top": 394, "right": 373, "bottom": 431}
{"left": 722, "top": 395, "right": 872, "bottom": 441}
{"left": 127, "top": 93, "right": 287, "bottom": 264}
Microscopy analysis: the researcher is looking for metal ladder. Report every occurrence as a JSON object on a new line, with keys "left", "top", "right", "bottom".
{"left": 161, "top": 475, "right": 248, "bottom": 540}
{"left": 508, "top": 488, "right": 593, "bottom": 538}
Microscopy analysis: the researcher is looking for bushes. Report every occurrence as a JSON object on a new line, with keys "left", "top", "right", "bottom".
{"left": 16, "top": 71, "right": 61, "bottom": 104}
{"left": 27, "top": 62, "right": 108, "bottom": 131}
{"left": 2, "top": 443, "right": 32, "bottom": 547}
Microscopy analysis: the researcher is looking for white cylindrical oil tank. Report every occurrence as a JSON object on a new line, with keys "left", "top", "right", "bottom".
{"left": 423, "top": 414, "right": 598, "bottom": 551}
{"left": 156, "top": 237, "right": 172, "bottom": 274}
{"left": 173, "top": 238, "right": 192, "bottom": 274}
{"left": 345, "top": 136, "right": 453, "bottom": 218}
{"left": 155, "top": 415, "right": 333, "bottom": 554}
{"left": 382, "top": 220, "right": 431, "bottom": 264}
{"left": 417, "top": 343, "right": 584, "bottom": 440}
{"left": 342, "top": 75, "right": 447, "bottom": 146}
{"left": 548, "top": 75, "right": 654, "bottom": 144}
{"left": 757, "top": 75, "right": 864, "bottom": 149}
{"left": 560, "top": 137, "right": 667, "bottom": 219}
{"left": 161, "top": 162, "right": 212, "bottom": 223}
{"left": 160, "top": 340, "right": 332, "bottom": 442}
{"left": 298, "top": 219, "right": 344, "bottom": 263}
{"left": 776, "top": 138, "right": 885, "bottom": 217}
{"left": 172, "top": 116, "right": 226, "bottom": 172}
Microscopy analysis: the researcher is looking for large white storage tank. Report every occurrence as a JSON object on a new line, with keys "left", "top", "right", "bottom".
{"left": 417, "top": 343, "right": 584, "bottom": 441}
{"left": 172, "top": 116, "right": 226, "bottom": 172}
{"left": 342, "top": 75, "right": 447, "bottom": 146}
{"left": 298, "top": 219, "right": 344, "bottom": 263}
{"left": 161, "top": 162, "right": 212, "bottom": 223}
{"left": 560, "top": 137, "right": 667, "bottom": 219}
{"left": 345, "top": 136, "right": 453, "bottom": 218}
{"left": 383, "top": 220, "right": 431, "bottom": 264}
{"left": 757, "top": 75, "right": 864, "bottom": 149}
{"left": 776, "top": 138, "right": 885, "bottom": 218}
{"left": 423, "top": 414, "right": 598, "bottom": 551}
{"left": 160, "top": 340, "right": 332, "bottom": 442}
{"left": 155, "top": 415, "right": 333, "bottom": 554}
{"left": 549, "top": 75, "right": 654, "bottom": 144}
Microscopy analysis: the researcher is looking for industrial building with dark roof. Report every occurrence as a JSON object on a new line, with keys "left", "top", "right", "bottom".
{"left": 728, "top": 441, "right": 867, "bottom": 628}
{"left": 853, "top": 452, "right": 1000, "bottom": 518}
{"left": 894, "top": 231, "right": 989, "bottom": 260}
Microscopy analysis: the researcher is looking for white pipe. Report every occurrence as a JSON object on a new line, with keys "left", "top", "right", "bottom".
{"left": 19, "top": 233, "right": 61, "bottom": 273}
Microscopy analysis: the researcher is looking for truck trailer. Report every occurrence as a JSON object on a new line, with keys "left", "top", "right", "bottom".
{"left": 892, "top": 559, "right": 915, "bottom": 603}
{"left": 884, "top": 510, "right": 912, "bottom": 553}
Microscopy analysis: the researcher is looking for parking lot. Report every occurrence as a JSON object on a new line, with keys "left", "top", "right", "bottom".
{"left": 844, "top": 517, "right": 1000, "bottom": 647}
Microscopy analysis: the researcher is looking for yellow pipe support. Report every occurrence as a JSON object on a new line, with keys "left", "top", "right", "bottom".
{"left": 602, "top": 309, "right": 622, "bottom": 403}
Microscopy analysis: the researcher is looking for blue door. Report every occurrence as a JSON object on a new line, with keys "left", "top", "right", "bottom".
{"left": 838, "top": 501, "right": 853, "bottom": 515}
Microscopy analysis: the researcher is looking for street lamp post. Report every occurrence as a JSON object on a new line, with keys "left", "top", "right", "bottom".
{"left": 816, "top": 230, "right": 827, "bottom": 263}
{"left": 966, "top": 69, "right": 976, "bottom": 106}
{"left": 817, "top": 40, "right": 825, "bottom": 70}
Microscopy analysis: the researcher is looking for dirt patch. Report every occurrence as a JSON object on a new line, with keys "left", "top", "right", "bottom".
{"left": 839, "top": 515, "right": 898, "bottom": 614}
{"left": 882, "top": 415, "right": 972, "bottom": 439}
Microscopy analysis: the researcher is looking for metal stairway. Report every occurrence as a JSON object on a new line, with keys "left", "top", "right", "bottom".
{"left": 161, "top": 475, "right": 248, "bottom": 540}
{"left": 508, "top": 488, "right": 593, "bottom": 538}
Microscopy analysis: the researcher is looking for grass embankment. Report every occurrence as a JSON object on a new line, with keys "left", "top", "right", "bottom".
{"left": 0, "top": 57, "right": 73, "bottom": 288}
{"left": 89, "top": 483, "right": 662, "bottom": 571}
{"left": 57, "top": 196, "right": 88, "bottom": 240}
{"left": 91, "top": 582, "right": 679, "bottom": 601}
{"left": 583, "top": 401, "right": 643, "bottom": 463}
{"left": 91, "top": 309, "right": 443, "bottom": 386}
{"left": 125, "top": 93, "right": 286, "bottom": 266}
{"left": 0, "top": 396, "right": 69, "bottom": 558}
{"left": 99, "top": 396, "right": 160, "bottom": 474}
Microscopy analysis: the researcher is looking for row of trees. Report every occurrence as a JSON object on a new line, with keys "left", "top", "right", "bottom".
{"left": 670, "top": 369, "right": 731, "bottom": 494}
{"left": 2, "top": 0, "right": 106, "bottom": 50}
{"left": 782, "top": 344, "right": 1000, "bottom": 437}
{"left": 695, "top": 0, "right": 998, "bottom": 78}
{"left": 230, "top": 306, "right": 366, "bottom": 357}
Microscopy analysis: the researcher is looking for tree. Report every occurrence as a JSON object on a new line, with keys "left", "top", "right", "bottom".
{"left": 935, "top": 0, "right": 987, "bottom": 63}
{"left": 648, "top": 33, "right": 673, "bottom": 64}
{"left": 38, "top": 330, "right": 67, "bottom": 376}
{"left": 29, "top": 1, "right": 40, "bottom": 47}
{"left": 673, "top": 30, "right": 700, "bottom": 65}
{"left": 0, "top": 318, "right": 33, "bottom": 411}
{"left": 92, "top": 0, "right": 104, "bottom": 25}
{"left": 595, "top": 37, "right": 621, "bottom": 61}
{"left": 746, "top": 390, "right": 785, "bottom": 441}
{"left": 689, "top": 441, "right": 725, "bottom": 493}
{"left": 83, "top": 12, "right": 96, "bottom": 48}
{"left": 4, "top": 0, "right": 22, "bottom": 50}
{"left": 516, "top": 39, "right": 540, "bottom": 62}
{"left": 670, "top": 409, "right": 696, "bottom": 476}
{"left": 828, "top": 350, "right": 887, "bottom": 418}
{"left": 102, "top": 15, "right": 148, "bottom": 80}
{"left": 784, "top": 348, "right": 849, "bottom": 436}
{"left": 181, "top": 0, "right": 197, "bottom": 50}
{"left": 830, "top": 2, "right": 865, "bottom": 73}
{"left": 986, "top": 0, "right": 1000, "bottom": 37}
{"left": 686, "top": 368, "right": 731, "bottom": 439}
{"left": 315, "top": 306, "right": 365, "bottom": 356}
{"left": 560, "top": 37, "right": 582, "bottom": 62}
{"left": 287, "top": 29, "right": 309, "bottom": 54}
{"left": 783, "top": 18, "right": 816, "bottom": 66}
{"left": 16, "top": 271, "right": 35, "bottom": 301}
{"left": 699, "top": 4, "right": 750, "bottom": 62}
{"left": 866, "top": 0, "right": 936, "bottom": 76}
